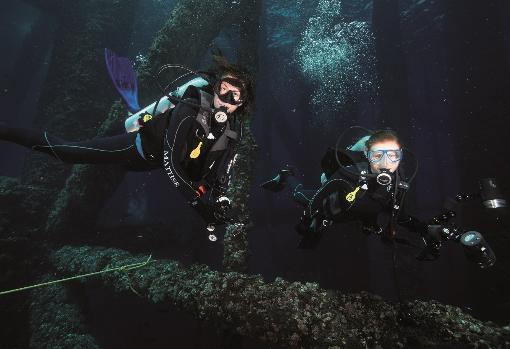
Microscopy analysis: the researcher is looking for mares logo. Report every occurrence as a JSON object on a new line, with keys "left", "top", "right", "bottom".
{"left": 163, "top": 150, "right": 180, "bottom": 187}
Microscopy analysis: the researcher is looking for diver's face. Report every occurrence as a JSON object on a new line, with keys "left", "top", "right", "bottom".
{"left": 367, "top": 140, "right": 402, "bottom": 174}
{"left": 213, "top": 76, "right": 243, "bottom": 113}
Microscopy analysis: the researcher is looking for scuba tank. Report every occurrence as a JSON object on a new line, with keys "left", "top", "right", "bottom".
{"left": 124, "top": 77, "right": 210, "bottom": 132}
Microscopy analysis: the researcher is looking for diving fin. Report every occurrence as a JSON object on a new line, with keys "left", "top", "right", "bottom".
{"left": 260, "top": 166, "right": 295, "bottom": 192}
{"left": 104, "top": 48, "right": 140, "bottom": 113}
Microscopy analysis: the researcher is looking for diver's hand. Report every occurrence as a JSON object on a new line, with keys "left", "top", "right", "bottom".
{"left": 416, "top": 243, "right": 440, "bottom": 261}
{"left": 190, "top": 196, "right": 233, "bottom": 227}
{"left": 212, "top": 196, "right": 234, "bottom": 223}
{"left": 416, "top": 225, "right": 443, "bottom": 261}
{"left": 295, "top": 212, "right": 332, "bottom": 249}
{"left": 295, "top": 211, "right": 332, "bottom": 236}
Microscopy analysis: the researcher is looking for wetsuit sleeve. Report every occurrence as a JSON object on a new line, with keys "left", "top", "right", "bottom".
{"left": 397, "top": 209, "right": 428, "bottom": 237}
{"left": 321, "top": 147, "right": 340, "bottom": 179}
{"left": 181, "top": 84, "right": 202, "bottom": 100}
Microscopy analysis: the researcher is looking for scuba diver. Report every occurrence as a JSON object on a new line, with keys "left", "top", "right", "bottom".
{"left": 0, "top": 49, "right": 253, "bottom": 234}
{"left": 261, "top": 127, "right": 500, "bottom": 268}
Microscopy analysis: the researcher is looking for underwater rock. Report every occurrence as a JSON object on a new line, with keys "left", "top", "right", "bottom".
{"left": 0, "top": 176, "right": 52, "bottom": 237}
{"left": 52, "top": 245, "right": 510, "bottom": 348}
{"left": 29, "top": 274, "right": 101, "bottom": 349}
{"left": 0, "top": 234, "right": 42, "bottom": 348}
{"left": 399, "top": 300, "right": 510, "bottom": 348}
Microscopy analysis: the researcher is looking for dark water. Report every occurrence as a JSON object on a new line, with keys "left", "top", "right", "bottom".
{"left": 1, "top": 0, "right": 510, "bottom": 348}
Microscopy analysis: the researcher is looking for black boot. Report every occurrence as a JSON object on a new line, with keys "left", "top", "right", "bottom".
{"left": 260, "top": 166, "right": 295, "bottom": 192}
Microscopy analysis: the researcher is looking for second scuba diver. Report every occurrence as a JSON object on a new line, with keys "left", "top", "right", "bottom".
{"left": 261, "top": 127, "right": 499, "bottom": 267}
{"left": 0, "top": 53, "right": 254, "bottom": 231}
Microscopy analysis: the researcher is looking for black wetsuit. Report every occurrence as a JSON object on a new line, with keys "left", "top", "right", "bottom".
{"left": 0, "top": 85, "right": 238, "bottom": 197}
{"left": 286, "top": 150, "right": 426, "bottom": 248}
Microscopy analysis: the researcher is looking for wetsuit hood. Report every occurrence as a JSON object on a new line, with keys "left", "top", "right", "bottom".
{"left": 333, "top": 126, "right": 418, "bottom": 185}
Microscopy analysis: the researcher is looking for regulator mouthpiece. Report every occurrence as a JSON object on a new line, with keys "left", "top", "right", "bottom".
{"left": 460, "top": 230, "right": 496, "bottom": 268}
{"left": 376, "top": 169, "right": 392, "bottom": 186}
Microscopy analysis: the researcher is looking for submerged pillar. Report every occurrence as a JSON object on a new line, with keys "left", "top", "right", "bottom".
{"left": 29, "top": 275, "right": 102, "bottom": 349}
{"left": 53, "top": 245, "right": 510, "bottom": 348}
{"left": 222, "top": 0, "right": 262, "bottom": 272}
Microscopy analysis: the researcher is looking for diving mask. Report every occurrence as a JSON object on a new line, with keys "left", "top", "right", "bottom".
{"left": 214, "top": 77, "right": 244, "bottom": 105}
{"left": 367, "top": 149, "right": 403, "bottom": 163}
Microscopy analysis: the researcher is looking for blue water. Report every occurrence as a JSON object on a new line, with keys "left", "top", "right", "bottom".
{"left": 1, "top": 0, "right": 509, "bottom": 347}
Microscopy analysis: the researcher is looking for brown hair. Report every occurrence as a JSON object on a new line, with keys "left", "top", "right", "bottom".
{"left": 365, "top": 130, "right": 402, "bottom": 150}
{"left": 211, "top": 54, "right": 254, "bottom": 114}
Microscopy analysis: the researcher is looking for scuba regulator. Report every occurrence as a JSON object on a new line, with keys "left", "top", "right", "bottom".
{"left": 376, "top": 169, "right": 393, "bottom": 186}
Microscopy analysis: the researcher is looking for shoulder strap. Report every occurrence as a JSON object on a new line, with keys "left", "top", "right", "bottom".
{"left": 193, "top": 90, "right": 214, "bottom": 135}
{"left": 210, "top": 121, "right": 239, "bottom": 152}
{"left": 388, "top": 171, "right": 411, "bottom": 234}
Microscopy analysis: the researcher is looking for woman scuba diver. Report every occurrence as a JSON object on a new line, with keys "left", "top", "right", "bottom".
{"left": 0, "top": 53, "right": 254, "bottom": 230}
{"left": 261, "top": 127, "right": 497, "bottom": 268}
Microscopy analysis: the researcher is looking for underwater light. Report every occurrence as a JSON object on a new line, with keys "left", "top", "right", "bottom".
{"left": 480, "top": 178, "right": 507, "bottom": 208}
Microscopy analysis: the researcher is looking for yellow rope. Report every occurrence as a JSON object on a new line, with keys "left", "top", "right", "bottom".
{"left": 0, "top": 255, "right": 153, "bottom": 296}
